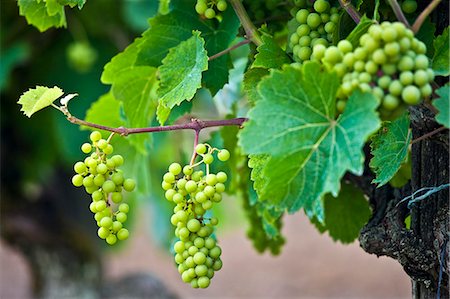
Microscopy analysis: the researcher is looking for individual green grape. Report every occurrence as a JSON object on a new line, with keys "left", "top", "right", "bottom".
{"left": 402, "top": 85, "right": 421, "bottom": 104}
{"left": 401, "top": 0, "right": 417, "bottom": 14}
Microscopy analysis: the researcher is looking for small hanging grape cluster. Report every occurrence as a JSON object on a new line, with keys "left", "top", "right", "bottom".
{"left": 310, "top": 22, "right": 434, "bottom": 117}
{"left": 195, "top": 0, "right": 227, "bottom": 19}
{"left": 71, "top": 131, "right": 136, "bottom": 245}
{"left": 162, "top": 143, "right": 230, "bottom": 288}
{"left": 289, "top": 0, "right": 340, "bottom": 62}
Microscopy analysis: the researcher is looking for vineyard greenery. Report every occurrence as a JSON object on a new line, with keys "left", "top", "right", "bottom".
{"left": 13, "top": 0, "right": 450, "bottom": 291}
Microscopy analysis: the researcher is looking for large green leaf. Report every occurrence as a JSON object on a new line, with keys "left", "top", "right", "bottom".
{"left": 18, "top": 0, "right": 66, "bottom": 32}
{"left": 84, "top": 92, "right": 125, "bottom": 131}
{"left": 432, "top": 27, "right": 450, "bottom": 77}
{"left": 135, "top": 0, "right": 238, "bottom": 94}
{"left": 239, "top": 62, "right": 380, "bottom": 220}
{"left": 243, "top": 68, "right": 269, "bottom": 104}
{"left": 322, "top": 181, "right": 371, "bottom": 244}
{"left": 18, "top": 85, "right": 64, "bottom": 117}
{"left": 370, "top": 113, "right": 412, "bottom": 186}
{"left": 434, "top": 85, "right": 450, "bottom": 128}
{"left": 156, "top": 32, "right": 208, "bottom": 124}
{"left": 112, "top": 67, "right": 158, "bottom": 153}
{"left": 252, "top": 35, "right": 291, "bottom": 69}
{"left": 101, "top": 37, "right": 144, "bottom": 84}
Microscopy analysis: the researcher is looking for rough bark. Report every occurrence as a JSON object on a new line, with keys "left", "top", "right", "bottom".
{"left": 354, "top": 104, "right": 449, "bottom": 299}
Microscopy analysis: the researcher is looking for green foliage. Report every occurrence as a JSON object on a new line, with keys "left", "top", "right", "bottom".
{"left": 320, "top": 182, "right": 371, "bottom": 243}
{"left": 17, "top": 0, "right": 86, "bottom": 32}
{"left": 252, "top": 35, "right": 291, "bottom": 69}
{"left": 0, "top": 42, "right": 30, "bottom": 91}
{"left": 370, "top": 113, "right": 412, "bottom": 186}
{"left": 242, "top": 67, "right": 269, "bottom": 104}
{"left": 18, "top": 86, "right": 64, "bottom": 117}
{"left": 240, "top": 63, "right": 380, "bottom": 221}
{"left": 345, "top": 15, "right": 374, "bottom": 48}
{"left": 432, "top": 27, "right": 450, "bottom": 77}
{"left": 157, "top": 32, "right": 208, "bottom": 124}
{"left": 434, "top": 85, "right": 450, "bottom": 128}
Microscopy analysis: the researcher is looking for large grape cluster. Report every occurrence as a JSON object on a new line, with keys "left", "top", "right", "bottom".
{"left": 289, "top": 0, "right": 340, "bottom": 62}
{"left": 311, "top": 22, "right": 434, "bottom": 117}
{"left": 72, "top": 131, "right": 136, "bottom": 245}
{"left": 162, "top": 143, "right": 230, "bottom": 288}
{"left": 195, "top": 0, "right": 227, "bottom": 19}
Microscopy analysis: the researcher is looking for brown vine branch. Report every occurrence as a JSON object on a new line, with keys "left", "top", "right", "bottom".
{"left": 411, "top": 126, "right": 447, "bottom": 144}
{"left": 229, "top": 0, "right": 263, "bottom": 46}
{"left": 208, "top": 39, "right": 251, "bottom": 61}
{"left": 65, "top": 114, "right": 247, "bottom": 136}
{"left": 338, "top": 0, "right": 361, "bottom": 24}
{"left": 386, "top": 0, "right": 411, "bottom": 28}
{"left": 412, "top": 0, "right": 442, "bottom": 33}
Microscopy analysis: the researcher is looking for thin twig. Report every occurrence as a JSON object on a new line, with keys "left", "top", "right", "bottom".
{"left": 386, "top": 0, "right": 411, "bottom": 28}
{"left": 229, "top": 0, "right": 263, "bottom": 46}
{"left": 208, "top": 39, "right": 251, "bottom": 61}
{"left": 338, "top": 0, "right": 361, "bottom": 24}
{"left": 412, "top": 0, "right": 442, "bottom": 33}
{"left": 411, "top": 126, "right": 447, "bottom": 144}
{"left": 190, "top": 130, "right": 200, "bottom": 166}
{"left": 66, "top": 114, "right": 248, "bottom": 136}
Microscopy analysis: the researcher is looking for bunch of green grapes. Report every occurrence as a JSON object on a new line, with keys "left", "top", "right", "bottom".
{"left": 72, "top": 131, "right": 136, "bottom": 245}
{"left": 162, "top": 143, "right": 230, "bottom": 288}
{"left": 195, "top": 0, "right": 227, "bottom": 19}
{"left": 311, "top": 22, "right": 434, "bottom": 117}
{"left": 289, "top": 0, "right": 340, "bottom": 62}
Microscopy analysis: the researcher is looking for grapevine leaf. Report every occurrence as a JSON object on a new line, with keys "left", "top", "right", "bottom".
{"left": 432, "top": 26, "right": 450, "bottom": 77}
{"left": 18, "top": 86, "right": 64, "bottom": 117}
{"left": 18, "top": 0, "right": 66, "bottom": 32}
{"left": 346, "top": 15, "right": 374, "bottom": 47}
{"left": 84, "top": 92, "right": 125, "bottom": 131}
{"left": 101, "top": 37, "right": 146, "bottom": 85}
{"left": 135, "top": 0, "right": 238, "bottom": 95}
{"left": 203, "top": 7, "right": 240, "bottom": 95}
{"left": 322, "top": 182, "right": 371, "bottom": 244}
{"left": 112, "top": 67, "right": 158, "bottom": 153}
{"left": 239, "top": 62, "right": 380, "bottom": 220}
{"left": 433, "top": 85, "right": 450, "bottom": 128}
{"left": 369, "top": 113, "right": 412, "bottom": 186}
{"left": 57, "top": 0, "right": 86, "bottom": 9}
{"left": 252, "top": 35, "right": 291, "bottom": 69}
{"left": 243, "top": 68, "right": 269, "bottom": 104}
{"left": 46, "top": 0, "right": 65, "bottom": 18}
{"left": 156, "top": 32, "right": 208, "bottom": 125}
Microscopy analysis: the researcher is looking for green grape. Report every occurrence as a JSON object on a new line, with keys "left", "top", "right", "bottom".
{"left": 123, "top": 179, "right": 136, "bottom": 192}
{"left": 116, "top": 212, "right": 128, "bottom": 223}
{"left": 102, "top": 180, "right": 116, "bottom": 193}
{"left": 203, "top": 154, "right": 214, "bottom": 164}
{"left": 195, "top": 1, "right": 207, "bottom": 14}
{"left": 98, "top": 227, "right": 110, "bottom": 239}
{"left": 72, "top": 174, "right": 84, "bottom": 187}
{"left": 402, "top": 0, "right": 417, "bottom": 14}
{"left": 204, "top": 8, "right": 216, "bottom": 19}
{"left": 402, "top": 85, "right": 421, "bottom": 104}
{"left": 217, "top": 149, "right": 230, "bottom": 161}
{"left": 119, "top": 203, "right": 129, "bottom": 213}
{"left": 81, "top": 143, "right": 92, "bottom": 153}
{"left": 117, "top": 228, "right": 129, "bottom": 241}
{"left": 106, "top": 234, "right": 117, "bottom": 245}
{"left": 217, "top": 0, "right": 227, "bottom": 11}
{"left": 314, "top": 0, "right": 329, "bottom": 13}
{"left": 169, "top": 163, "right": 182, "bottom": 175}
{"left": 307, "top": 13, "right": 321, "bottom": 29}
{"left": 74, "top": 162, "right": 87, "bottom": 174}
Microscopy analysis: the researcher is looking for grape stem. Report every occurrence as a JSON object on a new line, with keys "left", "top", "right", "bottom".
{"left": 412, "top": 0, "right": 442, "bottom": 33}
{"left": 229, "top": 0, "right": 263, "bottom": 46}
{"left": 59, "top": 107, "right": 247, "bottom": 136}
{"left": 386, "top": 0, "right": 411, "bottom": 28}
{"left": 208, "top": 39, "right": 251, "bottom": 61}
{"left": 338, "top": 0, "right": 361, "bottom": 24}
{"left": 190, "top": 130, "right": 200, "bottom": 166}
{"left": 411, "top": 126, "right": 447, "bottom": 144}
